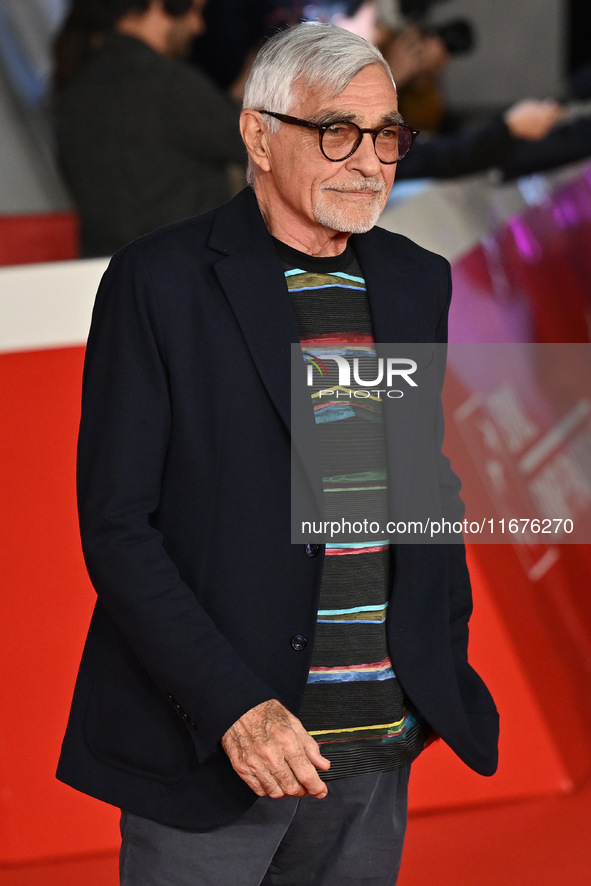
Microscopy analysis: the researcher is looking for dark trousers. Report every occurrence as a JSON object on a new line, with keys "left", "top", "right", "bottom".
{"left": 120, "top": 766, "right": 410, "bottom": 886}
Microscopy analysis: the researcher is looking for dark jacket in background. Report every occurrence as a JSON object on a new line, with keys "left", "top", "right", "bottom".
{"left": 55, "top": 33, "right": 245, "bottom": 257}
{"left": 502, "top": 113, "right": 591, "bottom": 180}
{"left": 397, "top": 114, "right": 591, "bottom": 183}
{"left": 396, "top": 116, "right": 514, "bottom": 181}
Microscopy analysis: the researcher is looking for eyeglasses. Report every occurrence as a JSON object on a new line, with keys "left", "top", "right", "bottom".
{"left": 259, "top": 110, "right": 419, "bottom": 164}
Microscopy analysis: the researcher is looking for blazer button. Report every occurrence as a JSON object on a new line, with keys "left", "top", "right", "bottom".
{"left": 305, "top": 544, "right": 319, "bottom": 558}
{"left": 291, "top": 634, "right": 307, "bottom": 651}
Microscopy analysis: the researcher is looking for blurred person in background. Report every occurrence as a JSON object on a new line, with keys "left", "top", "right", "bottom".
{"left": 190, "top": 1, "right": 301, "bottom": 100}
{"left": 374, "top": 0, "right": 466, "bottom": 132}
{"left": 191, "top": 1, "right": 384, "bottom": 101}
{"left": 382, "top": 18, "right": 475, "bottom": 133}
{"left": 373, "top": 0, "right": 590, "bottom": 180}
{"left": 53, "top": 0, "right": 245, "bottom": 257}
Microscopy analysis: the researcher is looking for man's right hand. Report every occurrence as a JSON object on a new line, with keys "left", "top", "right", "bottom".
{"left": 221, "top": 699, "right": 331, "bottom": 799}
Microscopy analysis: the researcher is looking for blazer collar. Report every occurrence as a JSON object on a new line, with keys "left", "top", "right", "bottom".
{"left": 207, "top": 190, "right": 428, "bottom": 425}
{"left": 209, "top": 189, "right": 423, "bottom": 344}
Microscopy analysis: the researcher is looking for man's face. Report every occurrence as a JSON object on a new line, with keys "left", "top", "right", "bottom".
{"left": 260, "top": 65, "right": 400, "bottom": 244}
{"left": 166, "top": 0, "right": 205, "bottom": 58}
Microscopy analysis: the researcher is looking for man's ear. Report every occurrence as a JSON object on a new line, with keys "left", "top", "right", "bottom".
{"left": 240, "top": 109, "right": 272, "bottom": 175}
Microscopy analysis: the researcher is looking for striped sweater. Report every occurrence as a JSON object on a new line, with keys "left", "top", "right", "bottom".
{"left": 275, "top": 237, "right": 429, "bottom": 779}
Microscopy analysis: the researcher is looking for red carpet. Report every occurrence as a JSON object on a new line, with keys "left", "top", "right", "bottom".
{"left": 2, "top": 775, "right": 591, "bottom": 885}
{"left": 399, "top": 773, "right": 591, "bottom": 886}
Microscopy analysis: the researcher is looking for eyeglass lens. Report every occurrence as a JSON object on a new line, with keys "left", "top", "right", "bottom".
{"left": 321, "top": 123, "right": 412, "bottom": 163}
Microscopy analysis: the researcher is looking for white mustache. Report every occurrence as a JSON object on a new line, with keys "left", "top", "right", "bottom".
{"left": 321, "top": 181, "right": 384, "bottom": 194}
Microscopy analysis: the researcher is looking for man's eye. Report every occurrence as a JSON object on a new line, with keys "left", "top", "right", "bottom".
{"left": 378, "top": 128, "right": 398, "bottom": 140}
{"left": 326, "top": 123, "right": 349, "bottom": 135}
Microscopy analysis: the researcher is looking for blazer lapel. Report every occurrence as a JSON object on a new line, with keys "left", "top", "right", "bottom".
{"left": 352, "top": 229, "right": 422, "bottom": 344}
{"left": 352, "top": 229, "right": 430, "bottom": 525}
{"left": 209, "top": 189, "right": 324, "bottom": 516}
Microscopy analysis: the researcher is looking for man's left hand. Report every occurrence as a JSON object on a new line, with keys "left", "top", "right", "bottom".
{"left": 221, "top": 699, "right": 331, "bottom": 799}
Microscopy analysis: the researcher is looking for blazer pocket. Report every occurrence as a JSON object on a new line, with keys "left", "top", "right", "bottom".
{"left": 84, "top": 641, "right": 196, "bottom": 784}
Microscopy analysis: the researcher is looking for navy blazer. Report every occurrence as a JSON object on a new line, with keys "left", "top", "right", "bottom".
{"left": 57, "top": 188, "right": 498, "bottom": 829}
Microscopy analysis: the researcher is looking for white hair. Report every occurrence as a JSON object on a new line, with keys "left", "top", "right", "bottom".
{"left": 242, "top": 22, "right": 395, "bottom": 182}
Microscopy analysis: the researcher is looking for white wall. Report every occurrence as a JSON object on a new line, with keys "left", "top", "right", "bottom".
{"left": 434, "top": 0, "right": 566, "bottom": 110}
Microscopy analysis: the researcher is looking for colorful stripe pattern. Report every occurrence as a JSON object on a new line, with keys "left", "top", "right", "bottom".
{"left": 280, "top": 246, "right": 428, "bottom": 778}
{"left": 308, "top": 656, "right": 395, "bottom": 682}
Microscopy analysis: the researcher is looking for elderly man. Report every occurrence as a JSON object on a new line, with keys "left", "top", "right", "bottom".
{"left": 58, "top": 22, "right": 498, "bottom": 886}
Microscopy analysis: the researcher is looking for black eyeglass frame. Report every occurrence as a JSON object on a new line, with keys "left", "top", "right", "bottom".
{"left": 258, "top": 110, "right": 419, "bottom": 164}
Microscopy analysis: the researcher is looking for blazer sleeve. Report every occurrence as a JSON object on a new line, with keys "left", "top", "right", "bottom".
{"left": 77, "top": 247, "right": 275, "bottom": 763}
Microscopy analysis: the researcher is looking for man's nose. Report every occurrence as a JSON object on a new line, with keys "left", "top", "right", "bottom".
{"left": 347, "top": 132, "right": 383, "bottom": 175}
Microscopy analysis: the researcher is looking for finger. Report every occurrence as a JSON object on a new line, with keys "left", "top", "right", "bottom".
{"left": 302, "top": 734, "right": 332, "bottom": 771}
{"left": 284, "top": 749, "right": 329, "bottom": 799}
{"left": 284, "top": 717, "right": 331, "bottom": 771}
{"left": 239, "top": 762, "right": 285, "bottom": 798}
{"left": 233, "top": 745, "right": 327, "bottom": 799}
{"left": 236, "top": 736, "right": 309, "bottom": 798}
{"left": 222, "top": 737, "right": 286, "bottom": 798}
{"left": 237, "top": 771, "right": 268, "bottom": 797}
{"left": 255, "top": 726, "right": 328, "bottom": 798}
{"left": 256, "top": 736, "right": 312, "bottom": 797}
{"left": 302, "top": 772, "right": 329, "bottom": 799}
{"left": 266, "top": 762, "right": 308, "bottom": 798}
